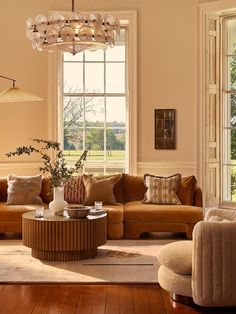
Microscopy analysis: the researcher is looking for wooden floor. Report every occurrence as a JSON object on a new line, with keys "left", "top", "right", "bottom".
{"left": 0, "top": 284, "right": 235, "bottom": 314}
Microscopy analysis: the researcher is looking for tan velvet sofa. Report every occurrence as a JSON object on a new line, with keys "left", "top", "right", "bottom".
{"left": 0, "top": 174, "right": 203, "bottom": 239}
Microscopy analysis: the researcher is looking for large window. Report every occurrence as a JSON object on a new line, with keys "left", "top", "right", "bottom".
{"left": 222, "top": 17, "right": 236, "bottom": 203}
{"left": 63, "top": 29, "right": 127, "bottom": 175}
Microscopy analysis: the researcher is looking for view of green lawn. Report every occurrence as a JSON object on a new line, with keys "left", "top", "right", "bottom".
{"left": 64, "top": 150, "right": 125, "bottom": 162}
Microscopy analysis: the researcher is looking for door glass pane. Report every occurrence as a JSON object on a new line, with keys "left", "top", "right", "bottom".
{"left": 64, "top": 63, "right": 83, "bottom": 93}
{"left": 227, "top": 19, "right": 236, "bottom": 54}
{"left": 223, "top": 165, "right": 236, "bottom": 201}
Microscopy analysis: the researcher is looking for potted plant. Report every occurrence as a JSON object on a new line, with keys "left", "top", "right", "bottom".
{"left": 6, "top": 138, "right": 87, "bottom": 215}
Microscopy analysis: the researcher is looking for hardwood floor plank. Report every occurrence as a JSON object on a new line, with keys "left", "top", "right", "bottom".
{"left": 0, "top": 285, "right": 21, "bottom": 313}
{"left": 32, "top": 285, "right": 55, "bottom": 314}
{"left": 17, "top": 285, "right": 41, "bottom": 314}
{"left": 77, "top": 285, "right": 94, "bottom": 314}
{"left": 105, "top": 285, "right": 120, "bottom": 314}
{"left": 62, "top": 286, "right": 81, "bottom": 314}
{"left": 133, "top": 285, "right": 150, "bottom": 314}
{"left": 119, "top": 285, "right": 135, "bottom": 314}
{"left": 91, "top": 285, "right": 107, "bottom": 314}
{"left": 48, "top": 285, "right": 70, "bottom": 314}
{"left": 1, "top": 285, "right": 21, "bottom": 314}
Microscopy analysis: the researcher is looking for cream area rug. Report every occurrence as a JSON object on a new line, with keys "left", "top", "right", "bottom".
{"left": 0, "top": 239, "right": 177, "bottom": 284}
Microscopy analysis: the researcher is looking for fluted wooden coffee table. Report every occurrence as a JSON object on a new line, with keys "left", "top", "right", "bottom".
{"left": 22, "top": 210, "right": 107, "bottom": 261}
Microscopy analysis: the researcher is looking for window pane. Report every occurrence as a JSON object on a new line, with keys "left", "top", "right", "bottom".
{"left": 106, "top": 166, "right": 125, "bottom": 175}
{"left": 84, "top": 167, "right": 104, "bottom": 176}
{"left": 106, "top": 63, "right": 125, "bottom": 93}
{"left": 106, "top": 29, "right": 126, "bottom": 61}
{"left": 106, "top": 97, "right": 126, "bottom": 124}
{"left": 85, "top": 50, "right": 104, "bottom": 61}
{"left": 106, "top": 129, "right": 125, "bottom": 161}
{"left": 227, "top": 56, "right": 236, "bottom": 90}
{"left": 85, "top": 129, "right": 104, "bottom": 160}
{"left": 223, "top": 165, "right": 236, "bottom": 201}
{"left": 85, "top": 97, "right": 104, "bottom": 127}
{"left": 85, "top": 63, "right": 104, "bottom": 93}
{"left": 64, "top": 52, "right": 83, "bottom": 62}
{"left": 64, "top": 63, "right": 83, "bottom": 93}
{"left": 227, "top": 19, "right": 236, "bottom": 54}
{"left": 64, "top": 96, "right": 84, "bottom": 128}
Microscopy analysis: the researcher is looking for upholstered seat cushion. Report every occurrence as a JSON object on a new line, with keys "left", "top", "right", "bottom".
{"left": 124, "top": 201, "right": 203, "bottom": 224}
{"left": 106, "top": 204, "right": 124, "bottom": 223}
{"left": 157, "top": 240, "right": 192, "bottom": 274}
{"left": 158, "top": 265, "right": 192, "bottom": 297}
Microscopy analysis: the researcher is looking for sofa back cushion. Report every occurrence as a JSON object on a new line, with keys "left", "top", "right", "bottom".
{"left": 123, "top": 174, "right": 147, "bottom": 202}
{"left": 40, "top": 176, "right": 53, "bottom": 203}
{"left": 177, "top": 176, "right": 197, "bottom": 206}
{"left": 96, "top": 174, "right": 124, "bottom": 203}
{"left": 0, "top": 177, "right": 7, "bottom": 202}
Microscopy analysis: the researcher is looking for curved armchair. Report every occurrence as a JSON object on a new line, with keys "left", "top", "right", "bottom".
{"left": 158, "top": 209, "right": 236, "bottom": 307}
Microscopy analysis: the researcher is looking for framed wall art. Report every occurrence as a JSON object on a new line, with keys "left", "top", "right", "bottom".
{"left": 154, "top": 109, "right": 176, "bottom": 149}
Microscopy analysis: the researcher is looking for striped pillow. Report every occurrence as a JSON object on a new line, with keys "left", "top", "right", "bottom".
{"left": 143, "top": 174, "right": 181, "bottom": 204}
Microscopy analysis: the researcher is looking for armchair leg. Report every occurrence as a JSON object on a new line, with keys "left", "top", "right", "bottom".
{"left": 170, "top": 292, "right": 195, "bottom": 306}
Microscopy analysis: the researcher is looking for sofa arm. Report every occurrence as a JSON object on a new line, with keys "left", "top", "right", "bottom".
{"left": 192, "top": 221, "right": 236, "bottom": 307}
{"left": 193, "top": 186, "right": 202, "bottom": 207}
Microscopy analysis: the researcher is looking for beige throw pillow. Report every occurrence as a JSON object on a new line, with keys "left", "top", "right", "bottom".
{"left": 7, "top": 174, "right": 43, "bottom": 205}
{"left": 143, "top": 173, "right": 181, "bottom": 205}
{"left": 83, "top": 174, "right": 119, "bottom": 205}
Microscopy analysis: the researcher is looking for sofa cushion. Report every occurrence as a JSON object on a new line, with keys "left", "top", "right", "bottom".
{"left": 7, "top": 175, "right": 43, "bottom": 205}
{"left": 157, "top": 240, "right": 192, "bottom": 274}
{"left": 0, "top": 203, "right": 45, "bottom": 222}
{"left": 123, "top": 174, "right": 147, "bottom": 202}
{"left": 143, "top": 174, "right": 181, "bottom": 205}
{"left": 64, "top": 176, "right": 86, "bottom": 204}
{"left": 124, "top": 201, "right": 203, "bottom": 223}
{"left": 177, "top": 176, "right": 197, "bottom": 205}
{"left": 83, "top": 174, "right": 120, "bottom": 205}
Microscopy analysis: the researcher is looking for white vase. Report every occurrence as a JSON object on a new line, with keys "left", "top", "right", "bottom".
{"left": 49, "top": 186, "right": 68, "bottom": 216}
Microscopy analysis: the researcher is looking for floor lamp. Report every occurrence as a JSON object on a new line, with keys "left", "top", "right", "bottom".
{"left": 0, "top": 75, "right": 42, "bottom": 102}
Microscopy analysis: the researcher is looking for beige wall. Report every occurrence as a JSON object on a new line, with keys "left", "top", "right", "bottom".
{"left": 0, "top": 0, "right": 206, "bottom": 177}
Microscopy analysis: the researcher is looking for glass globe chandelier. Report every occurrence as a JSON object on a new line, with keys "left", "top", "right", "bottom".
{"left": 26, "top": 0, "right": 120, "bottom": 55}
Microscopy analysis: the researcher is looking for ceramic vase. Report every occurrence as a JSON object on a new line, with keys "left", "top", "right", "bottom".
{"left": 49, "top": 186, "right": 68, "bottom": 216}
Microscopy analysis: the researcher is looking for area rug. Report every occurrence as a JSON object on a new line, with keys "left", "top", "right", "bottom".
{"left": 0, "top": 239, "right": 177, "bottom": 284}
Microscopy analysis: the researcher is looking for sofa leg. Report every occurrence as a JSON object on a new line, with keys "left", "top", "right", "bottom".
{"left": 170, "top": 292, "right": 195, "bottom": 306}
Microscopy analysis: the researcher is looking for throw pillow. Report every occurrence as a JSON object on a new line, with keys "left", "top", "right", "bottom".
{"left": 177, "top": 176, "right": 197, "bottom": 205}
{"left": 83, "top": 174, "right": 120, "bottom": 205}
{"left": 7, "top": 174, "right": 43, "bottom": 205}
{"left": 64, "top": 176, "right": 86, "bottom": 204}
{"left": 40, "top": 176, "right": 53, "bottom": 203}
{"left": 143, "top": 173, "right": 181, "bottom": 205}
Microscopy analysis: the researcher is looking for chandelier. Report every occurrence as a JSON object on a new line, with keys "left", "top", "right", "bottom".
{"left": 26, "top": 0, "right": 120, "bottom": 55}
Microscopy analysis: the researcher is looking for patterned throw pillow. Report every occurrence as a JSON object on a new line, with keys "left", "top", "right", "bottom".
{"left": 64, "top": 176, "right": 86, "bottom": 204}
{"left": 7, "top": 174, "right": 43, "bottom": 205}
{"left": 143, "top": 173, "right": 181, "bottom": 205}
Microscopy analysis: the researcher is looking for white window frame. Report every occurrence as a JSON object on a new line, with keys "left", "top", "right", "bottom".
{"left": 48, "top": 10, "right": 137, "bottom": 174}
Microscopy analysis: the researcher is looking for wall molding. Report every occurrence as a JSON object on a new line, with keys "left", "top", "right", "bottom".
{"left": 137, "top": 162, "right": 196, "bottom": 177}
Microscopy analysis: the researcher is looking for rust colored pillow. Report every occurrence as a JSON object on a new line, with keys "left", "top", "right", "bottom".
{"left": 95, "top": 174, "right": 124, "bottom": 203}
{"left": 64, "top": 176, "right": 86, "bottom": 204}
{"left": 177, "top": 176, "right": 197, "bottom": 205}
{"left": 7, "top": 174, "right": 43, "bottom": 205}
{"left": 123, "top": 174, "right": 147, "bottom": 202}
{"left": 83, "top": 174, "right": 120, "bottom": 205}
{"left": 40, "top": 176, "right": 53, "bottom": 203}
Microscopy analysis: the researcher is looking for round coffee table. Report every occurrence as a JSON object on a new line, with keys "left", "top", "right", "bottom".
{"left": 22, "top": 210, "right": 107, "bottom": 261}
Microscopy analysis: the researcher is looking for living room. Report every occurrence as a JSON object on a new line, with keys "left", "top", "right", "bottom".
{"left": 0, "top": 0, "right": 236, "bottom": 313}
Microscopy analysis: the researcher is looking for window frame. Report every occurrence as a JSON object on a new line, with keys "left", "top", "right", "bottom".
{"left": 48, "top": 10, "right": 137, "bottom": 174}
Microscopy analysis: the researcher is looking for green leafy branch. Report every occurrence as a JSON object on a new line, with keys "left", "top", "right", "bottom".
{"left": 6, "top": 138, "right": 87, "bottom": 187}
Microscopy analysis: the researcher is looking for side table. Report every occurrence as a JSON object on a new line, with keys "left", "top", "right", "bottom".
{"left": 22, "top": 210, "right": 107, "bottom": 261}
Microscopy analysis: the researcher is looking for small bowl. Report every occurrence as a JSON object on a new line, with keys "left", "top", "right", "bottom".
{"left": 65, "top": 205, "right": 91, "bottom": 219}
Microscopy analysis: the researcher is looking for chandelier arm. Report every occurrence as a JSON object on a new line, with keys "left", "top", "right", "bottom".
{"left": 72, "top": 0, "right": 76, "bottom": 12}
{"left": 0, "top": 75, "right": 16, "bottom": 87}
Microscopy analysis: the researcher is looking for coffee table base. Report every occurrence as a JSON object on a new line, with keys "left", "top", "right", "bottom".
{"left": 32, "top": 248, "right": 97, "bottom": 261}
